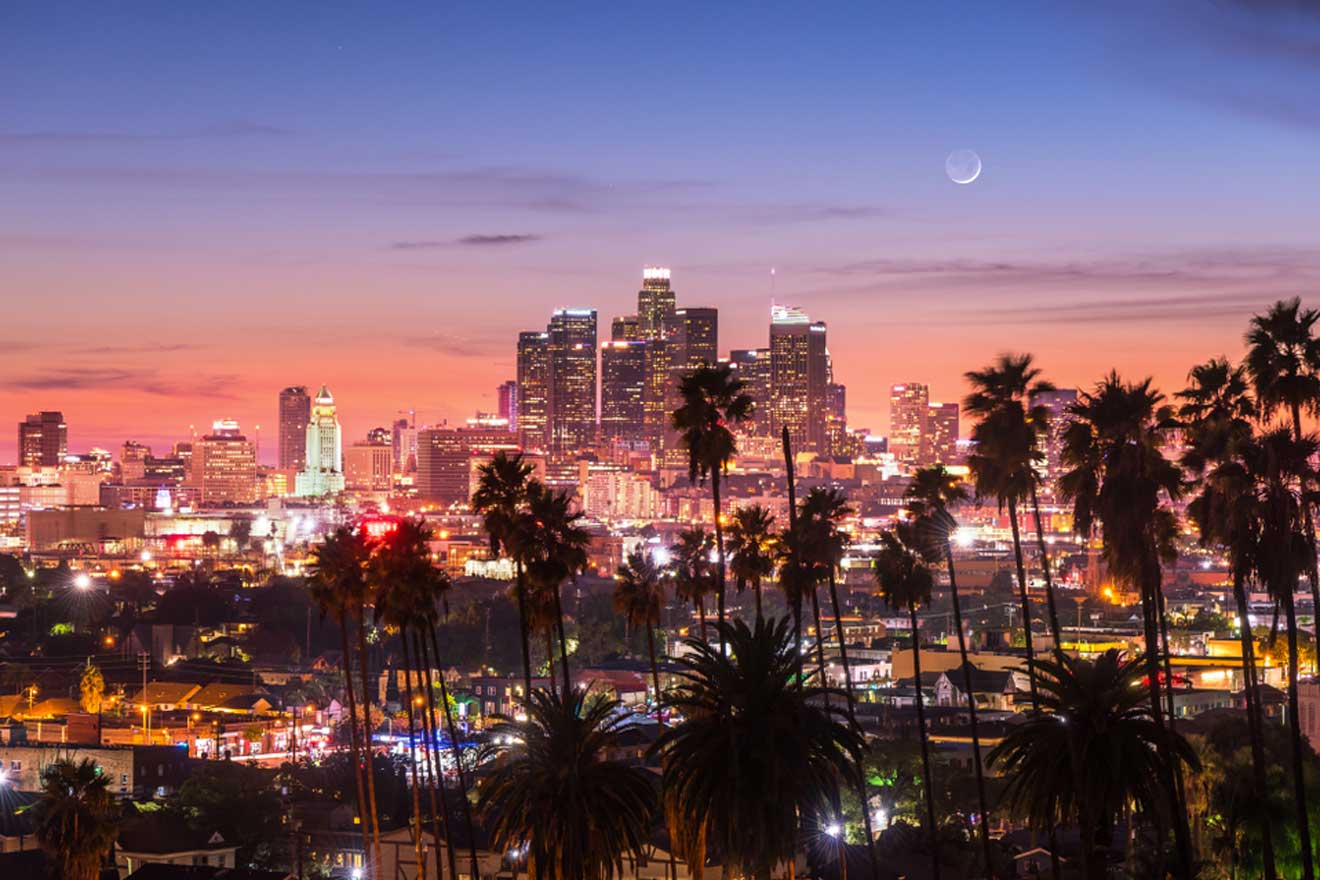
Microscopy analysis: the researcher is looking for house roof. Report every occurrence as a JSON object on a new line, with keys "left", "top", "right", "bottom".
{"left": 940, "top": 662, "right": 1016, "bottom": 695}
{"left": 189, "top": 683, "right": 262, "bottom": 709}
{"left": 124, "top": 866, "right": 292, "bottom": 880}
{"left": 118, "top": 813, "right": 230, "bottom": 855}
{"left": 132, "top": 682, "right": 203, "bottom": 706}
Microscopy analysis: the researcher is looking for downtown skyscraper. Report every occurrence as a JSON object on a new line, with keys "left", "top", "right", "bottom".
{"left": 516, "top": 330, "right": 550, "bottom": 450}
{"left": 17, "top": 411, "right": 67, "bottom": 467}
{"left": 769, "top": 305, "right": 828, "bottom": 453}
{"left": 278, "top": 386, "right": 311, "bottom": 471}
{"left": 600, "top": 339, "right": 647, "bottom": 443}
{"left": 547, "top": 308, "right": 598, "bottom": 451}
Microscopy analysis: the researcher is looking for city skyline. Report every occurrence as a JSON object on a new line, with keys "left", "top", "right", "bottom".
{"left": 5, "top": 2, "right": 1320, "bottom": 459}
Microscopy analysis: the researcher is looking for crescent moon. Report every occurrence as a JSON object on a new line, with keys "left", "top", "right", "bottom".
{"left": 946, "top": 149, "right": 982, "bottom": 185}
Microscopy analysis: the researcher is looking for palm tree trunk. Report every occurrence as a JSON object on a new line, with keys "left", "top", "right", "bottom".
{"left": 399, "top": 635, "right": 428, "bottom": 880}
{"left": 1006, "top": 495, "right": 1039, "bottom": 710}
{"left": 908, "top": 600, "right": 942, "bottom": 880}
{"left": 338, "top": 617, "right": 371, "bottom": 864}
{"left": 552, "top": 582, "right": 573, "bottom": 696}
{"left": 782, "top": 427, "right": 804, "bottom": 686}
{"left": 1232, "top": 570, "right": 1276, "bottom": 879}
{"left": 1028, "top": 484, "right": 1063, "bottom": 648}
{"left": 825, "top": 567, "right": 879, "bottom": 880}
{"left": 415, "top": 630, "right": 458, "bottom": 880}
{"left": 428, "top": 626, "right": 481, "bottom": 880}
{"left": 515, "top": 561, "right": 534, "bottom": 701}
{"left": 712, "top": 469, "right": 728, "bottom": 651}
{"left": 753, "top": 577, "right": 764, "bottom": 623}
{"left": 354, "top": 612, "right": 383, "bottom": 877}
{"left": 1285, "top": 591, "right": 1316, "bottom": 880}
{"left": 545, "top": 629, "right": 557, "bottom": 696}
{"left": 648, "top": 624, "right": 682, "bottom": 880}
{"left": 810, "top": 588, "right": 829, "bottom": 697}
{"left": 696, "top": 594, "right": 708, "bottom": 643}
{"left": 944, "top": 544, "right": 993, "bottom": 879}
{"left": 1292, "top": 402, "right": 1320, "bottom": 603}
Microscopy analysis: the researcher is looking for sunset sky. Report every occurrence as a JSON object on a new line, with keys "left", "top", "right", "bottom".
{"left": 4, "top": 1, "right": 1320, "bottom": 463}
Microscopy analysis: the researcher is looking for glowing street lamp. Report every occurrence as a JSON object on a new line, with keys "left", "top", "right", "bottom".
{"left": 73, "top": 572, "right": 92, "bottom": 591}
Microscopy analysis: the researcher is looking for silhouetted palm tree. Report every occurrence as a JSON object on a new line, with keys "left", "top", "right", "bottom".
{"left": 874, "top": 523, "right": 941, "bottom": 880}
{"left": 904, "top": 467, "right": 993, "bottom": 877}
{"left": 1059, "top": 372, "right": 1191, "bottom": 878}
{"left": 669, "top": 526, "right": 715, "bottom": 643}
{"left": 963, "top": 353, "right": 1062, "bottom": 661}
{"left": 1246, "top": 298, "right": 1320, "bottom": 627}
{"left": 1179, "top": 356, "right": 1277, "bottom": 879}
{"left": 522, "top": 481, "right": 591, "bottom": 695}
{"left": 479, "top": 688, "right": 657, "bottom": 880}
{"left": 653, "top": 616, "right": 863, "bottom": 880}
{"left": 726, "top": 504, "right": 778, "bottom": 622}
{"left": 1249, "top": 427, "right": 1318, "bottom": 880}
{"left": 614, "top": 549, "right": 667, "bottom": 716}
{"left": 989, "top": 650, "right": 1199, "bottom": 880}
{"left": 308, "top": 526, "right": 378, "bottom": 873}
{"left": 472, "top": 451, "right": 537, "bottom": 695}
{"left": 673, "top": 362, "right": 754, "bottom": 644}
{"left": 31, "top": 758, "right": 117, "bottom": 880}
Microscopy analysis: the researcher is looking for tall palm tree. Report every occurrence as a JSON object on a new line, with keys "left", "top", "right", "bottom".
{"left": 790, "top": 496, "right": 833, "bottom": 706}
{"left": 479, "top": 688, "right": 657, "bottom": 880}
{"left": 799, "top": 486, "right": 881, "bottom": 880}
{"left": 308, "top": 526, "right": 378, "bottom": 873}
{"left": 904, "top": 467, "right": 993, "bottom": 878}
{"left": 1178, "top": 356, "right": 1276, "bottom": 879}
{"left": 31, "top": 758, "right": 117, "bottom": 880}
{"left": 472, "top": 451, "right": 537, "bottom": 696}
{"left": 672, "top": 362, "right": 754, "bottom": 645}
{"left": 1245, "top": 298, "right": 1320, "bottom": 616}
{"left": 614, "top": 549, "right": 667, "bottom": 717}
{"left": 1059, "top": 372, "right": 1192, "bottom": 878}
{"left": 874, "top": 523, "right": 941, "bottom": 880}
{"left": 669, "top": 526, "right": 715, "bottom": 643}
{"left": 988, "top": 650, "right": 1199, "bottom": 880}
{"left": 963, "top": 353, "right": 1062, "bottom": 663}
{"left": 653, "top": 616, "right": 864, "bottom": 880}
{"left": 1249, "top": 427, "right": 1318, "bottom": 880}
{"left": 522, "top": 481, "right": 591, "bottom": 696}
{"left": 726, "top": 504, "right": 778, "bottom": 622}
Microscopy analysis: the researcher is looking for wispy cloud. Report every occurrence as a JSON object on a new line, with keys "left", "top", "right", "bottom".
{"left": 391, "top": 234, "right": 543, "bottom": 250}
{"left": 0, "top": 121, "right": 293, "bottom": 145}
{"left": 1, "top": 368, "right": 238, "bottom": 398}
{"left": 399, "top": 333, "right": 507, "bottom": 359}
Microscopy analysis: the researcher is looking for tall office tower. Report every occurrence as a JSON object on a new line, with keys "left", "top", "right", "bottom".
{"left": 730, "top": 348, "right": 773, "bottom": 435}
{"left": 638, "top": 268, "right": 677, "bottom": 447}
{"left": 390, "top": 418, "right": 415, "bottom": 473}
{"left": 824, "top": 383, "right": 848, "bottom": 456}
{"left": 547, "top": 308, "right": 598, "bottom": 451}
{"left": 120, "top": 441, "right": 151, "bottom": 481}
{"left": 18, "top": 411, "right": 67, "bottom": 467}
{"left": 345, "top": 441, "right": 394, "bottom": 491}
{"left": 601, "top": 340, "right": 647, "bottom": 442}
{"left": 611, "top": 314, "right": 640, "bottom": 342}
{"left": 1031, "top": 388, "right": 1079, "bottom": 495}
{"left": 769, "top": 305, "right": 829, "bottom": 452}
{"left": 889, "top": 383, "right": 930, "bottom": 469}
{"left": 517, "top": 331, "right": 551, "bottom": 450}
{"left": 497, "top": 380, "right": 519, "bottom": 431}
{"left": 295, "top": 386, "right": 345, "bottom": 497}
{"left": 637, "top": 267, "right": 676, "bottom": 339}
{"left": 416, "top": 425, "right": 521, "bottom": 504}
{"left": 673, "top": 307, "right": 719, "bottom": 369}
{"left": 278, "top": 386, "right": 311, "bottom": 471}
{"left": 923, "top": 402, "right": 960, "bottom": 466}
{"left": 192, "top": 420, "right": 258, "bottom": 505}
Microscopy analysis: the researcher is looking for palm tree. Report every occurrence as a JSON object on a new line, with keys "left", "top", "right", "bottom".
{"left": 988, "top": 650, "right": 1199, "bottom": 880}
{"left": 1179, "top": 357, "right": 1277, "bottom": 879}
{"left": 904, "top": 467, "right": 993, "bottom": 878}
{"left": 522, "top": 481, "right": 591, "bottom": 696}
{"left": 1061, "top": 373, "right": 1195, "bottom": 878}
{"left": 478, "top": 688, "right": 657, "bottom": 880}
{"left": 653, "top": 616, "right": 864, "bottom": 880}
{"left": 472, "top": 451, "right": 537, "bottom": 695}
{"left": 308, "top": 526, "right": 378, "bottom": 873}
{"left": 672, "top": 362, "right": 754, "bottom": 645}
{"left": 669, "top": 526, "right": 715, "bottom": 643}
{"left": 874, "top": 523, "right": 941, "bottom": 880}
{"left": 726, "top": 504, "right": 778, "bottom": 621}
{"left": 1249, "top": 427, "right": 1318, "bottom": 880}
{"left": 614, "top": 549, "right": 667, "bottom": 717}
{"left": 963, "top": 353, "right": 1062, "bottom": 663}
{"left": 1245, "top": 298, "right": 1320, "bottom": 621}
{"left": 31, "top": 758, "right": 117, "bottom": 880}
{"left": 799, "top": 486, "right": 881, "bottom": 880}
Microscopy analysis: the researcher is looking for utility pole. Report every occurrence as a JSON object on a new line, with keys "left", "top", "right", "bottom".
{"left": 138, "top": 652, "right": 150, "bottom": 743}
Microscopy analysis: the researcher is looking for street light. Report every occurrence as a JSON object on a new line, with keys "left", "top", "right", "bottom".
{"left": 73, "top": 572, "right": 92, "bottom": 591}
